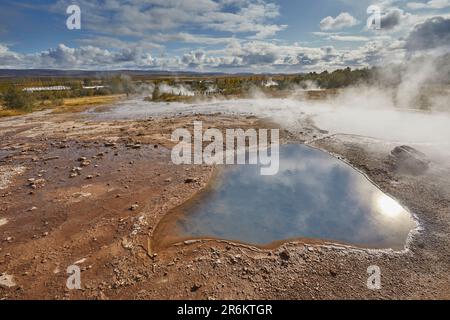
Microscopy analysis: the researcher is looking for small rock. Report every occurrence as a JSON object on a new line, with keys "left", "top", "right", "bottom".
{"left": 279, "top": 250, "right": 290, "bottom": 261}
{"left": 81, "top": 160, "right": 91, "bottom": 167}
{"left": 0, "top": 273, "right": 16, "bottom": 288}
{"left": 29, "top": 178, "right": 46, "bottom": 189}
{"left": 390, "top": 145, "right": 430, "bottom": 175}
{"left": 74, "top": 258, "right": 87, "bottom": 265}
{"left": 44, "top": 156, "right": 59, "bottom": 161}
{"left": 191, "top": 283, "right": 202, "bottom": 292}
{"left": 130, "top": 204, "right": 139, "bottom": 211}
{"left": 184, "top": 178, "right": 198, "bottom": 184}
{"left": 121, "top": 238, "right": 133, "bottom": 250}
{"left": 0, "top": 218, "right": 8, "bottom": 227}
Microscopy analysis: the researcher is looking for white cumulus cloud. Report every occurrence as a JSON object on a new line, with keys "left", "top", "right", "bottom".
{"left": 407, "top": 0, "right": 450, "bottom": 10}
{"left": 320, "top": 12, "right": 359, "bottom": 31}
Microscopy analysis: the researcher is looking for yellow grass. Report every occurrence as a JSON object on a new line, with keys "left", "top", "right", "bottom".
{"left": 0, "top": 95, "right": 124, "bottom": 118}
{"left": 0, "top": 109, "right": 25, "bottom": 118}
{"left": 52, "top": 94, "right": 125, "bottom": 114}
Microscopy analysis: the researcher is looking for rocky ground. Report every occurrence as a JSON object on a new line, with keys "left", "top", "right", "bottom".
{"left": 0, "top": 105, "right": 449, "bottom": 300}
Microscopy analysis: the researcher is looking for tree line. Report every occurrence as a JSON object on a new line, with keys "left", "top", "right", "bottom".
{"left": 0, "top": 67, "right": 380, "bottom": 111}
{"left": 0, "top": 75, "right": 136, "bottom": 111}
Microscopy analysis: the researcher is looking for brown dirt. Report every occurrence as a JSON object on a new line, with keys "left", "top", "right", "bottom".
{"left": 0, "top": 107, "right": 449, "bottom": 300}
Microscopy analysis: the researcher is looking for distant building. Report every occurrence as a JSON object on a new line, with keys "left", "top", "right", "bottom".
{"left": 22, "top": 86, "right": 71, "bottom": 93}
{"left": 82, "top": 86, "right": 106, "bottom": 90}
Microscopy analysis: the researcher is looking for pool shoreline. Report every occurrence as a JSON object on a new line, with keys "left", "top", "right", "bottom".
{"left": 152, "top": 143, "right": 419, "bottom": 253}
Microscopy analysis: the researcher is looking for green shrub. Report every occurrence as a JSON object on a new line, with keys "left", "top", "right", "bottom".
{"left": 2, "top": 86, "right": 34, "bottom": 111}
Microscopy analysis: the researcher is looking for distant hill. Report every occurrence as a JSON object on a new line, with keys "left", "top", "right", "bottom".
{"left": 0, "top": 69, "right": 230, "bottom": 79}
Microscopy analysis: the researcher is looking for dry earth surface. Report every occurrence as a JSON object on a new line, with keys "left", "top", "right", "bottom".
{"left": 0, "top": 102, "right": 449, "bottom": 300}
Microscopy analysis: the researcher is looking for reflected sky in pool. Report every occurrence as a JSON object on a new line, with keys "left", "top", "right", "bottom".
{"left": 155, "top": 144, "right": 417, "bottom": 250}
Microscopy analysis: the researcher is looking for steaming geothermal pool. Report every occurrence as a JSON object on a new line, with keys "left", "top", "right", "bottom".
{"left": 154, "top": 144, "right": 417, "bottom": 250}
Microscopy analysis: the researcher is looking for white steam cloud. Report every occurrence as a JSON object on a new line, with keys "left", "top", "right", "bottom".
{"left": 93, "top": 53, "right": 450, "bottom": 166}
{"left": 158, "top": 83, "right": 195, "bottom": 96}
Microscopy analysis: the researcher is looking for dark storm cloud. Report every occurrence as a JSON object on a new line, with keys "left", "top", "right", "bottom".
{"left": 406, "top": 17, "right": 450, "bottom": 51}
{"left": 242, "top": 53, "right": 277, "bottom": 65}
{"left": 381, "top": 9, "right": 402, "bottom": 30}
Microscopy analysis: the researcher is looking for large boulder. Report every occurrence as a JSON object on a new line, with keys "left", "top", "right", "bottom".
{"left": 390, "top": 145, "right": 430, "bottom": 175}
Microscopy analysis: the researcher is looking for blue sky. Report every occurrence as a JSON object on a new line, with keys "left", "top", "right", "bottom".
{"left": 1, "top": 0, "right": 450, "bottom": 72}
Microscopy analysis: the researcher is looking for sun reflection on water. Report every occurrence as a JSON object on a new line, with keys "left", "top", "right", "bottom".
{"left": 376, "top": 194, "right": 405, "bottom": 218}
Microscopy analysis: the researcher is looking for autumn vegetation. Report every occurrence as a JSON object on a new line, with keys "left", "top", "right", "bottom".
{"left": 0, "top": 67, "right": 377, "bottom": 116}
